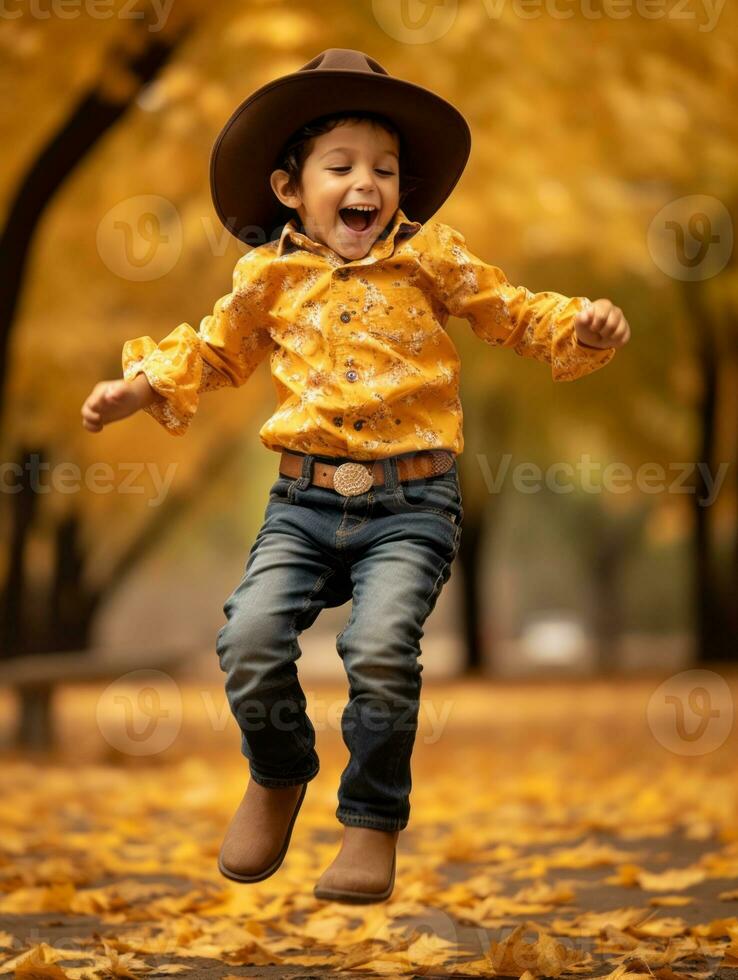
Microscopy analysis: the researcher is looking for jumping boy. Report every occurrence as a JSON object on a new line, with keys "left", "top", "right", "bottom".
{"left": 81, "top": 49, "right": 630, "bottom": 904}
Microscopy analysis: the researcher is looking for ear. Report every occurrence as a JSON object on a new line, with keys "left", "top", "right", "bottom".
{"left": 270, "top": 169, "right": 302, "bottom": 209}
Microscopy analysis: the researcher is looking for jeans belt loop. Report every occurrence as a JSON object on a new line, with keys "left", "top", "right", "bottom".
{"left": 296, "top": 453, "right": 313, "bottom": 490}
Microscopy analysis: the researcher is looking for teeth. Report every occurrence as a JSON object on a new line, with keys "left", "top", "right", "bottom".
{"left": 345, "top": 205, "right": 376, "bottom": 211}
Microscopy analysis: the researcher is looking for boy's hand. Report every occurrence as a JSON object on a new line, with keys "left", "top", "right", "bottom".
{"left": 575, "top": 299, "right": 631, "bottom": 350}
{"left": 81, "top": 376, "right": 162, "bottom": 433}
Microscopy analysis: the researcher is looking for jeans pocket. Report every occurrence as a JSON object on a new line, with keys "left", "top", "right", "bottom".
{"left": 392, "top": 469, "right": 463, "bottom": 527}
{"left": 268, "top": 474, "right": 294, "bottom": 503}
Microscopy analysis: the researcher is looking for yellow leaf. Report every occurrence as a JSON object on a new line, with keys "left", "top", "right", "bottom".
{"left": 636, "top": 868, "right": 706, "bottom": 892}
{"left": 484, "top": 921, "right": 594, "bottom": 978}
{"left": 7, "top": 944, "right": 72, "bottom": 979}
{"left": 648, "top": 895, "right": 693, "bottom": 906}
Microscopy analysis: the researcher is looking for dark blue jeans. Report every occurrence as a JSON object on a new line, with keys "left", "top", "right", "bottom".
{"left": 215, "top": 451, "right": 464, "bottom": 832}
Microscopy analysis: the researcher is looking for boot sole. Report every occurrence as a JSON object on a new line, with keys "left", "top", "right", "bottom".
{"left": 217, "top": 780, "right": 307, "bottom": 884}
{"left": 313, "top": 851, "right": 396, "bottom": 904}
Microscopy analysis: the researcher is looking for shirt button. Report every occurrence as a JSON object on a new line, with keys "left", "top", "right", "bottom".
{"left": 340, "top": 311, "right": 352, "bottom": 323}
{"left": 346, "top": 370, "right": 358, "bottom": 382}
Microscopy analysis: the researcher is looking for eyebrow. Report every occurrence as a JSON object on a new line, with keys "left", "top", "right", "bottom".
{"left": 320, "top": 146, "right": 399, "bottom": 160}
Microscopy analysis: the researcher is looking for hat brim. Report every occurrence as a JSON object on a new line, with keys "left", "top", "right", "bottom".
{"left": 210, "top": 70, "right": 471, "bottom": 245}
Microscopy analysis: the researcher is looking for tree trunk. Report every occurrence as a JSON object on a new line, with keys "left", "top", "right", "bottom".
{"left": 590, "top": 527, "right": 623, "bottom": 675}
{"left": 457, "top": 386, "right": 513, "bottom": 675}
{"left": 0, "top": 21, "right": 193, "bottom": 749}
{"left": 3, "top": 429, "right": 249, "bottom": 748}
{"left": 683, "top": 281, "right": 732, "bottom": 664}
{"left": 0, "top": 18, "right": 191, "bottom": 428}
{"left": 458, "top": 507, "right": 486, "bottom": 674}
{"left": 0, "top": 446, "right": 42, "bottom": 658}
{"left": 14, "top": 685, "right": 55, "bottom": 752}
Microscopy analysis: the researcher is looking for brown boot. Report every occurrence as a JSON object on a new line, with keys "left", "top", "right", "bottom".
{"left": 218, "top": 779, "right": 307, "bottom": 883}
{"left": 313, "top": 826, "right": 399, "bottom": 904}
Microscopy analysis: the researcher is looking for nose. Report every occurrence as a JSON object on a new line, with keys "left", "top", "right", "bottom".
{"left": 351, "top": 163, "right": 378, "bottom": 193}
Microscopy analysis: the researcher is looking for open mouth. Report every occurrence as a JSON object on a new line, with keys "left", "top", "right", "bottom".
{"left": 339, "top": 206, "right": 379, "bottom": 235}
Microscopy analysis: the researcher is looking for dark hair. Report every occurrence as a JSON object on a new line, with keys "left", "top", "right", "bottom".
{"left": 275, "top": 110, "right": 422, "bottom": 209}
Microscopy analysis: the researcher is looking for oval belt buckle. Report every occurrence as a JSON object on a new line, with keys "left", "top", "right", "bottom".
{"left": 333, "top": 462, "right": 373, "bottom": 497}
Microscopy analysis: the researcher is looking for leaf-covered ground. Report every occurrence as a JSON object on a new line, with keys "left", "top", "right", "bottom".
{"left": 2, "top": 675, "right": 738, "bottom": 978}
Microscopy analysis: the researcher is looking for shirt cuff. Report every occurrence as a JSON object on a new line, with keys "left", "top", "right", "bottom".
{"left": 122, "top": 340, "right": 192, "bottom": 436}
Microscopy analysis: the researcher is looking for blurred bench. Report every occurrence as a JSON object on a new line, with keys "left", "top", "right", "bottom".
{"left": 0, "top": 647, "right": 193, "bottom": 750}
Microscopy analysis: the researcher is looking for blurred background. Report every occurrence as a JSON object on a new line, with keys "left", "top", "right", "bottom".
{"left": 0, "top": 0, "right": 738, "bottom": 728}
{"left": 0, "top": 0, "right": 736, "bottom": 753}
{"left": 1, "top": 3, "right": 737, "bottom": 974}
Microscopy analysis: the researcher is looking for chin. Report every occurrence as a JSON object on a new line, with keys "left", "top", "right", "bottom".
{"left": 337, "top": 242, "right": 373, "bottom": 259}
{"left": 335, "top": 230, "right": 381, "bottom": 259}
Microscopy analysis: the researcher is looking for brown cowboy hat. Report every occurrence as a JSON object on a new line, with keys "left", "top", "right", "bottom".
{"left": 209, "top": 48, "right": 472, "bottom": 245}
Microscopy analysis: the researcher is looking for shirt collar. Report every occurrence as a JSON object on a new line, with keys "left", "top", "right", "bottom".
{"left": 276, "top": 207, "right": 422, "bottom": 264}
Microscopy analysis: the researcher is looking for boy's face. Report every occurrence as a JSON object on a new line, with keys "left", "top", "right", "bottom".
{"left": 270, "top": 120, "right": 400, "bottom": 262}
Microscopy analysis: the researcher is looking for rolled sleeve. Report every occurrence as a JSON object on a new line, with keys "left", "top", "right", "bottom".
{"left": 122, "top": 250, "right": 277, "bottom": 435}
{"left": 424, "top": 222, "right": 616, "bottom": 382}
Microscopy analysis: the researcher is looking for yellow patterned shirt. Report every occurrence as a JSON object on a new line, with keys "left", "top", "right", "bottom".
{"left": 121, "top": 207, "right": 616, "bottom": 460}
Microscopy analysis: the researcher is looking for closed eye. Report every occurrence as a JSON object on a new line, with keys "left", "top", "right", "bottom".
{"left": 327, "top": 167, "right": 396, "bottom": 176}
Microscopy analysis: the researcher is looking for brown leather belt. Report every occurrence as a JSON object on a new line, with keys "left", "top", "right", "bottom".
{"left": 279, "top": 449, "right": 455, "bottom": 497}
